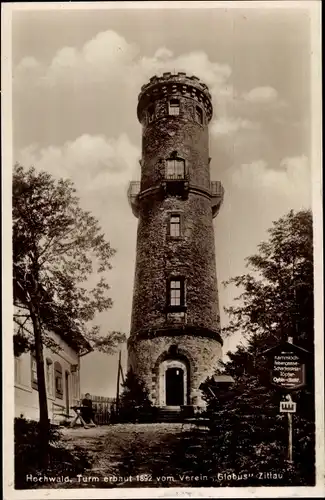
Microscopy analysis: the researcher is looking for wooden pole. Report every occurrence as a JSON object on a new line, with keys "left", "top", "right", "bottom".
{"left": 288, "top": 412, "right": 293, "bottom": 463}
{"left": 116, "top": 351, "right": 121, "bottom": 416}
{"left": 120, "top": 362, "right": 125, "bottom": 384}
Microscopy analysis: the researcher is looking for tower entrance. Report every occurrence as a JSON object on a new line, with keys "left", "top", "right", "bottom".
{"left": 165, "top": 367, "right": 184, "bottom": 406}
{"left": 159, "top": 358, "right": 188, "bottom": 407}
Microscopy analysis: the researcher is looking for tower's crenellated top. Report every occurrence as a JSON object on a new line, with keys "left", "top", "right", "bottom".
{"left": 137, "top": 72, "right": 213, "bottom": 124}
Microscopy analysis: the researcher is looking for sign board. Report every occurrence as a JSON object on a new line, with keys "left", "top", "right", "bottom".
{"left": 280, "top": 400, "right": 297, "bottom": 413}
{"left": 262, "top": 341, "right": 309, "bottom": 390}
{"left": 271, "top": 349, "right": 305, "bottom": 390}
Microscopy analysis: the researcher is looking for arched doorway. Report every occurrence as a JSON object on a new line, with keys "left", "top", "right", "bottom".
{"left": 159, "top": 359, "right": 188, "bottom": 407}
{"left": 165, "top": 367, "right": 184, "bottom": 406}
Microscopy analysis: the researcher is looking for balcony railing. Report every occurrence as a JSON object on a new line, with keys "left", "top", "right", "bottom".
{"left": 210, "top": 181, "right": 224, "bottom": 197}
{"left": 128, "top": 179, "right": 224, "bottom": 217}
{"left": 165, "top": 173, "right": 187, "bottom": 180}
{"left": 128, "top": 181, "right": 141, "bottom": 197}
{"left": 210, "top": 181, "right": 224, "bottom": 218}
{"left": 127, "top": 181, "right": 141, "bottom": 217}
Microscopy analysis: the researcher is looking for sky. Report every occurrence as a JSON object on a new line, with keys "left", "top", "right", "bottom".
{"left": 11, "top": 3, "right": 312, "bottom": 397}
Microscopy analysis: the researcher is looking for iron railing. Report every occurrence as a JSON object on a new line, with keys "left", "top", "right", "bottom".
{"left": 210, "top": 181, "right": 224, "bottom": 197}
{"left": 165, "top": 173, "right": 188, "bottom": 180}
{"left": 127, "top": 181, "right": 141, "bottom": 206}
{"left": 128, "top": 179, "right": 223, "bottom": 200}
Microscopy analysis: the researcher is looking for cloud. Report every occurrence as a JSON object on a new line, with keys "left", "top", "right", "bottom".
{"left": 211, "top": 117, "right": 260, "bottom": 137}
{"left": 243, "top": 86, "right": 278, "bottom": 104}
{"left": 14, "top": 31, "right": 138, "bottom": 88}
{"left": 16, "top": 133, "right": 140, "bottom": 192}
{"left": 13, "top": 56, "right": 44, "bottom": 85}
{"left": 13, "top": 29, "right": 289, "bottom": 149}
{"left": 14, "top": 30, "right": 232, "bottom": 99}
{"left": 15, "top": 56, "right": 40, "bottom": 71}
{"left": 13, "top": 29, "right": 290, "bottom": 173}
{"left": 280, "top": 155, "right": 309, "bottom": 172}
{"left": 153, "top": 47, "right": 174, "bottom": 60}
{"left": 231, "top": 156, "right": 310, "bottom": 206}
{"left": 139, "top": 49, "right": 231, "bottom": 89}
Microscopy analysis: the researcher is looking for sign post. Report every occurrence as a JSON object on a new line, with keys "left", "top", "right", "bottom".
{"left": 288, "top": 412, "right": 293, "bottom": 463}
{"left": 279, "top": 394, "right": 296, "bottom": 463}
{"left": 263, "top": 340, "right": 310, "bottom": 465}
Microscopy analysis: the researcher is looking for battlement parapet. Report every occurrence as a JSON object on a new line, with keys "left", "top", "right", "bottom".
{"left": 137, "top": 72, "right": 213, "bottom": 123}
{"left": 140, "top": 72, "right": 210, "bottom": 97}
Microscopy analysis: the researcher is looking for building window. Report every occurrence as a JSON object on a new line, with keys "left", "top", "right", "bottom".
{"left": 169, "top": 214, "right": 181, "bottom": 237}
{"left": 168, "top": 99, "right": 180, "bottom": 116}
{"left": 31, "top": 355, "right": 38, "bottom": 389}
{"left": 46, "top": 358, "right": 54, "bottom": 396}
{"left": 195, "top": 106, "right": 203, "bottom": 125}
{"left": 168, "top": 278, "right": 185, "bottom": 308}
{"left": 54, "top": 361, "right": 63, "bottom": 399}
{"left": 166, "top": 158, "right": 185, "bottom": 179}
{"left": 148, "top": 104, "right": 155, "bottom": 123}
{"left": 14, "top": 357, "right": 22, "bottom": 385}
{"left": 72, "top": 372, "right": 79, "bottom": 400}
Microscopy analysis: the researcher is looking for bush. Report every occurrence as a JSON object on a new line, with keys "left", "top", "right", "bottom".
{"left": 199, "top": 375, "right": 315, "bottom": 486}
{"left": 15, "top": 417, "right": 91, "bottom": 489}
{"left": 118, "top": 368, "right": 154, "bottom": 423}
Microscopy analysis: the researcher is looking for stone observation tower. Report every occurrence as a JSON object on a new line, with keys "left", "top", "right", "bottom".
{"left": 127, "top": 72, "right": 224, "bottom": 409}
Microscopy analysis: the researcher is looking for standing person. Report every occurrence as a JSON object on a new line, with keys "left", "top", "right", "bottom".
{"left": 81, "top": 393, "right": 96, "bottom": 426}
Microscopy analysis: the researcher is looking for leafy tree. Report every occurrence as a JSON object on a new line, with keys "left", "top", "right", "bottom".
{"left": 223, "top": 209, "right": 313, "bottom": 353}
{"left": 200, "top": 209, "right": 315, "bottom": 485}
{"left": 119, "top": 368, "right": 153, "bottom": 423}
{"left": 13, "top": 164, "right": 126, "bottom": 463}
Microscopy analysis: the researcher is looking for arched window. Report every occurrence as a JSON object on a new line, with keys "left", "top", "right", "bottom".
{"left": 54, "top": 361, "right": 63, "bottom": 399}
{"left": 166, "top": 157, "right": 185, "bottom": 179}
{"left": 46, "top": 358, "right": 53, "bottom": 396}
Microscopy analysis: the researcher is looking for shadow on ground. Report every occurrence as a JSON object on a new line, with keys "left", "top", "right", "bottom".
{"left": 57, "top": 422, "right": 211, "bottom": 488}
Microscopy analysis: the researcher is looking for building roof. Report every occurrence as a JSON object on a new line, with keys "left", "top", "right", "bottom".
{"left": 14, "top": 304, "right": 93, "bottom": 356}
{"left": 212, "top": 374, "right": 235, "bottom": 384}
{"left": 262, "top": 340, "right": 311, "bottom": 357}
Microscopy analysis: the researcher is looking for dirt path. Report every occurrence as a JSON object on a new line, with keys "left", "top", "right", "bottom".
{"left": 60, "top": 422, "right": 197, "bottom": 488}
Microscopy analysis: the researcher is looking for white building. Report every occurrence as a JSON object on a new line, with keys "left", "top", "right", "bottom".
{"left": 15, "top": 328, "right": 92, "bottom": 423}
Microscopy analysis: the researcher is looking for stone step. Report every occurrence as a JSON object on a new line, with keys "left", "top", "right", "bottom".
{"left": 156, "top": 407, "right": 182, "bottom": 423}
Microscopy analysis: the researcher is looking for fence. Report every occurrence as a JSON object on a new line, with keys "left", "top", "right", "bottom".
{"left": 81, "top": 393, "right": 115, "bottom": 425}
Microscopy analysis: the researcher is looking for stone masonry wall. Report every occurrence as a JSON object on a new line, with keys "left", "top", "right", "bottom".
{"left": 130, "top": 191, "right": 220, "bottom": 334}
{"left": 128, "top": 335, "right": 222, "bottom": 407}
{"left": 141, "top": 94, "right": 210, "bottom": 192}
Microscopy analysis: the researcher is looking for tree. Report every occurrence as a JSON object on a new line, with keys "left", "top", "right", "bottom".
{"left": 119, "top": 368, "right": 153, "bottom": 423}
{"left": 199, "top": 209, "right": 315, "bottom": 485}
{"left": 13, "top": 164, "right": 126, "bottom": 463}
{"left": 223, "top": 209, "right": 313, "bottom": 354}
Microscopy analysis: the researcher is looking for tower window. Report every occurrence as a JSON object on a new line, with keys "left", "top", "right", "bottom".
{"left": 168, "top": 278, "right": 185, "bottom": 308}
{"left": 169, "top": 214, "right": 181, "bottom": 237}
{"left": 195, "top": 106, "right": 203, "bottom": 125}
{"left": 148, "top": 104, "right": 155, "bottom": 123}
{"left": 166, "top": 158, "right": 185, "bottom": 179}
{"left": 168, "top": 99, "right": 180, "bottom": 116}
